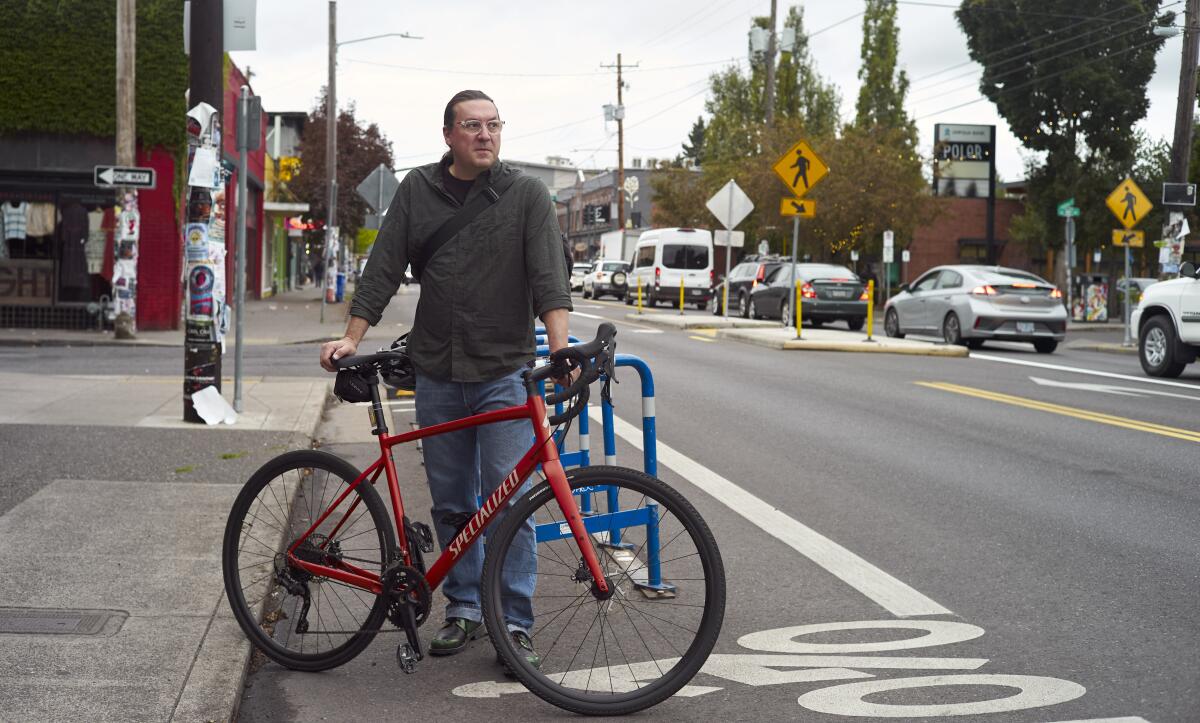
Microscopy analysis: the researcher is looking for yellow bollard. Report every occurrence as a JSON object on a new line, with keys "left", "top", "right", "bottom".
{"left": 722, "top": 283, "right": 729, "bottom": 317}
{"left": 865, "top": 279, "right": 875, "bottom": 342}
{"left": 795, "top": 281, "right": 803, "bottom": 339}
{"left": 637, "top": 278, "right": 643, "bottom": 314}
{"left": 679, "top": 277, "right": 685, "bottom": 315}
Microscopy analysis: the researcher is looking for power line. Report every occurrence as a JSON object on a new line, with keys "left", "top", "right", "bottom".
{"left": 898, "top": 0, "right": 1153, "bottom": 21}
{"left": 341, "top": 55, "right": 740, "bottom": 78}
{"left": 910, "top": 1, "right": 1178, "bottom": 88}
{"left": 913, "top": 31, "right": 1167, "bottom": 121}
{"left": 909, "top": 15, "right": 1167, "bottom": 105}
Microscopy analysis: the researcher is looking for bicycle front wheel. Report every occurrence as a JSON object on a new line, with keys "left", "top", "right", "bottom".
{"left": 481, "top": 465, "right": 725, "bottom": 715}
{"left": 222, "top": 450, "right": 396, "bottom": 672}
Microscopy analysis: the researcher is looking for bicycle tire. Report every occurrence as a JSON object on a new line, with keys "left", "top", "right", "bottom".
{"left": 481, "top": 465, "right": 725, "bottom": 715}
{"left": 222, "top": 449, "right": 396, "bottom": 672}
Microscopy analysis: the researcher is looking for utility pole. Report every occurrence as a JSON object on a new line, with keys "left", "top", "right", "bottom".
{"left": 1170, "top": 0, "right": 1200, "bottom": 186}
{"left": 115, "top": 0, "right": 136, "bottom": 339}
{"left": 602, "top": 54, "right": 637, "bottom": 231}
{"left": 763, "top": 0, "right": 778, "bottom": 124}
{"left": 322, "top": 0, "right": 338, "bottom": 323}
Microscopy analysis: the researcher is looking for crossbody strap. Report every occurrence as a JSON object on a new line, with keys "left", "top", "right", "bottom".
{"left": 411, "top": 172, "right": 518, "bottom": 281}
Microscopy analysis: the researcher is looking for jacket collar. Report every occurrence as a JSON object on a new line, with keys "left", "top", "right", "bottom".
{"left": 425, "top": 152, "right": 510, "bottom": 193}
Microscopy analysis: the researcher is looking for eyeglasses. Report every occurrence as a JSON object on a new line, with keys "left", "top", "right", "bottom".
{"left": 456, "top": 119, "right": 505, "bottom": 135}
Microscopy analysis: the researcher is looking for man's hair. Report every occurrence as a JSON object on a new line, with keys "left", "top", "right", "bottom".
{"left": 443, "top": 90, "right": 495, "bottom": 128}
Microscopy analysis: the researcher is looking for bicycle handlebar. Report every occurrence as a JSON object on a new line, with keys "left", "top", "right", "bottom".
{"left": 528, "top": 322, "right": 617, "bottom": 426}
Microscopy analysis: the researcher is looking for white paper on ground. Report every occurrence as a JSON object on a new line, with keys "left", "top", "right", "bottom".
{"left": 192, "top": 385, "right": 238, "bottom": 425}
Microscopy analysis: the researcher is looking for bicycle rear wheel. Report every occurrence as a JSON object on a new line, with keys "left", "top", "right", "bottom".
{"left": 481, "top": 465, "right": 725, "bottom": 715}
{"left": 222, "top": 449, "right": 396, "bottom": 671}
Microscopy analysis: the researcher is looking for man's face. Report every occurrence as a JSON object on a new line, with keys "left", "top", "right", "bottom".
{"left": 443, "top": 99, "right": 501, "bottom": 175}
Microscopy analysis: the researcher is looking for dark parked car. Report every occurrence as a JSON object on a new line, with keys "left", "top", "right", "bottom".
{"left": 710, "top": 257, "right": 787, "bottom": 316}
{"left": 747, "top": 263, "right": 868, "bottom": 329}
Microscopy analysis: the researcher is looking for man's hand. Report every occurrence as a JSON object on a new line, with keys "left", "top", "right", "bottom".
{"left": 551, "top": 361, "right": 581, "bottom": 392}
{"left": 320, "top": 336, "right": 359, "bottom": 372}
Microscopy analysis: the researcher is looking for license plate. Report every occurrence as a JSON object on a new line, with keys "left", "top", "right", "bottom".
{"left": 829, "top": 290, "right": 850, "bottom": 298}
{"left": 690, "top": 289, "right": 703, "bottom": 295}
{"left": 1016, "top": 321, "right": 1035, "bottom": 333}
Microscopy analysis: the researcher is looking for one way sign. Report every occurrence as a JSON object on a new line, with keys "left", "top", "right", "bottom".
{"left": 779, "top": 197, "right": 816, "bottom": 218}
{"left": 94, "top": 165, "right": 157, "bottom": 189}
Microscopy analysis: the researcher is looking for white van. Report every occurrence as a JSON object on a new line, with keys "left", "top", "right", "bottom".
{"left": 625, "top": 228, "right": 714, "bottom": 309}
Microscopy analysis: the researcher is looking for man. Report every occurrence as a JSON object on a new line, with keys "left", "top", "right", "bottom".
{"left": 319, "top": 90, "right": 572, "bottom": 669}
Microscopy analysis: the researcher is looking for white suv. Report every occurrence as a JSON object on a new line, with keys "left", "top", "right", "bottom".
{"left": 1131, "top": 262, "right": 1200, "bottom": 377}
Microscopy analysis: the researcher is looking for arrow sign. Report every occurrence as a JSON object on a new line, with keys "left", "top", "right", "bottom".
{"left": 1029, "top": 376, "right": 1200, "bottom": 402}
{"left": 94, "top": 165, "right": 156, "bottom": 189}
{"left": 779, "top": 197, "right": 816, "bottom": 217}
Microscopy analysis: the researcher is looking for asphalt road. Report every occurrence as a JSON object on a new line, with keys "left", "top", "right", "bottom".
{"left": 9, "top": 290, "right": 1199, "bottom": 721}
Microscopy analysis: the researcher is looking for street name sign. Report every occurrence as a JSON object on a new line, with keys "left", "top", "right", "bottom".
{"left": 772, "top": 139, "right": 828, "bottom": 197}
{"left": 1112, "top": 229, "right": 1144, "bottom": 248}
{"left": 779, "top": 197, "right": 816, "bottom": 217}
{"left": 1056, "top": 198, "right": 1079, "bottom": 217}
{"left": 94, "top": 165, "right": 156, "bottom": 189}
{"left": 706, "top": 179, "right": 754, "bottom": 230}
{"left": 1106, "top": 176, "right": 1152, "bottom": 229}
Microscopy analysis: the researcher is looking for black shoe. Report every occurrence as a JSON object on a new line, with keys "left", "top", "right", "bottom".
{"left": 498, "top": 629, "right": 541, "bottom": 676}
{"left": 429, "top": 617, "right": 482, "bottom": 656}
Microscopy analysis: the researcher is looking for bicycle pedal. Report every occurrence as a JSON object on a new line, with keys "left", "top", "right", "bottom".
{"left": 411, "top": 521, "right": 434, "bottom": 553}
{"left": 396, "top": 642, "right": 420, "bottom": 674}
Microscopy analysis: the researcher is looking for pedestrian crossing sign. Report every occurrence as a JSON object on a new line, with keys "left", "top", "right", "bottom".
{"left": 1112, "top": 229, "right": 1144, "bottom": 248}
{"left": 772, "top": 139, "right": 828, "bottom": 198}
{"left": 1106, "top": 176, "right": 1152, "bottom": 230}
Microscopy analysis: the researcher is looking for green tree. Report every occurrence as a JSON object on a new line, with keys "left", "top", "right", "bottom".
{"left": 649, "top": 167, "right": 713, "bottom": 228}
{"left": 855, "top": 0, "right": 915, "bottom": 144}
{"left": 291, "top": 89, "right": 395, "bottom": 240}
{"left": 680, "top": 116, "right": 706, "bottom": 166}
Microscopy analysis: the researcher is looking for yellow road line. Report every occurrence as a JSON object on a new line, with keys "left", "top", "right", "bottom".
{"left": 688, "top": 335, "right": 716, "bottom": 343}
{"left": 691, "top": 328, "right": 717, "bottom": 337}
{"left": 916, "top": 381, "right": 1200, "bottom": 444}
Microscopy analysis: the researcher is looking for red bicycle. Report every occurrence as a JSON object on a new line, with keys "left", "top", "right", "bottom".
{"left": 221, "top": 324, "right": 726, "bottom": 715}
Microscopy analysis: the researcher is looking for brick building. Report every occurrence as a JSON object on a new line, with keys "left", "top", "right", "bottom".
{"left": 906, "top": 195, "right": 1038, "bottom": 284}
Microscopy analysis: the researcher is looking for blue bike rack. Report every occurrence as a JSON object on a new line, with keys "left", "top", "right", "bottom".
{"left": 530, "top": 332, "right": 673, "bottom": 596}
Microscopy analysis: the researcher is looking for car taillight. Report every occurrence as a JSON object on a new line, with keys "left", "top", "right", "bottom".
{"left": 859, "top": 288, "right": 869, "bottom": 301}
{"left": 710, "top": 269, "right": 714, "bottom": 286}
{"left": 755, "top": 265, "right": 766, "bottom": 282}
{"left": 1050, "top": 288, "right": 1063, "bottom": 299}
{"left": 971, "top": 285, "right": 998, "bottom": 296}
{"left": 654, "top": 267, "right": 661, "bottom": 287}
{"left": 801, "top": 282, "right": 816, "bottom": 299}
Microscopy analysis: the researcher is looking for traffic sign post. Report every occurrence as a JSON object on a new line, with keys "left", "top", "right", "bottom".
{"left": 771, "top": 138, "right": 829, "bottom": 337}
{"left": 94, "top": 165, "right": 157, "bottom": 189}
{"left": 882, "top": 230, "right": 894, "bottom": 303}
{"left": 706, "top": 179, "right": 754, "bottom": 319}
{"left": 1105, "top": 177, "right": 1153, "bottom": 343}
{"left": 356, "top": 163, "right": 399, "bottom": 230}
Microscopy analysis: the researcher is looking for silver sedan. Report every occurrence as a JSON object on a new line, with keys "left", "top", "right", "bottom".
{"left": 883, "top": 265, "right": 1067, "bottom": 353}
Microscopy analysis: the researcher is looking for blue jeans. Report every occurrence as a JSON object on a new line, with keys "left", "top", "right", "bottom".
{"left": 415, "top": 369, "right": 536, "bottom": 632}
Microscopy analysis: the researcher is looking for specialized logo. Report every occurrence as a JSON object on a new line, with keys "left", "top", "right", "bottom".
{"left": 447, "top": 468, "right": 522, "bottom": 558}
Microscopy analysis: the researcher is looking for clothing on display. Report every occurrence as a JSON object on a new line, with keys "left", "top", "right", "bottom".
{"left": 3, "top": 201, "right": 28, "bottom": 240}
{"left": 86, "top": 209, "right": 106, "bottom": 274}
{"left": 26, "top": 202, "right": 58, "bottom": 237}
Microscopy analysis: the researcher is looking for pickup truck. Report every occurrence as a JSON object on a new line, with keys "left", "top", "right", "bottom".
{"left": 1132, "top": 261, "right": 1200, "bottom": 377}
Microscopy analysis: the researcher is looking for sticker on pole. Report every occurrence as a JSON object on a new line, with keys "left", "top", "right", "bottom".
{"left": 779, "top": 198, "right": 815, "bottom": 217}
{"left": 772, "top": 139, "right": 828, "bottom": 197}
{"left": 1105, "top": 176, "right": 1152, "bottom": 229}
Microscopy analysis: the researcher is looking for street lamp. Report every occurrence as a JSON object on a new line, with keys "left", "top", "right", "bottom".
{"left": 322, "top": 0, "right": 421, "bottom": 322}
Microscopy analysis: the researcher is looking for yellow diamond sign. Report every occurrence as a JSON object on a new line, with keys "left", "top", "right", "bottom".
{"left": 772, "top": 139, "right": 828, "bottom": 198}
{"left": 1112, "top": 229, "right": 1144, "bottom": 248}
{"left": 1106, "top": 176, "right": 1152, "bottom": 229}
{"left": 780, "top": 198, "right": 816, "bottom": 217}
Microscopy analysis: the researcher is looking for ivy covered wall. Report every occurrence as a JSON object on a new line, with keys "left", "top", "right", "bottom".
{"left": 0, "top": 0, "right": 188, "bottom": 153}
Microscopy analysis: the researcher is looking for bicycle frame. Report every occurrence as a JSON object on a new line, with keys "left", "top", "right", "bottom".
{"left": 284, "top": 383, "right": 611, "bottom": 598}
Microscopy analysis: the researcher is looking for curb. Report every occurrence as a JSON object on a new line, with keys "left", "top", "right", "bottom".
{"left": 0, "top": 336, "right": 337, "bottom": 349}
{"left": 177, "top": 379, "right": 333, "bottom": 723}
{"left": 1067, "top": 342, "right": 1138, "bottom": 356}
{"left": 715, "top": 328, "right": 969, "bottom": 357}
{"left": 624, "top": 312, "right": 778, "bottom": 330}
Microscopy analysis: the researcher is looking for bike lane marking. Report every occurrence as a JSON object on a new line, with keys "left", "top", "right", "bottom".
{"left": 591, "top": 409, "right": 952, "bottom": 617}
{"left": 970, "top": 352, "right": 1200, "bottom": 391}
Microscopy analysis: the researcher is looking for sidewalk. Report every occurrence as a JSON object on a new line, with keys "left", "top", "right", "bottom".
{"left": 0, "top": 285, "right": 394, "bottom": 348}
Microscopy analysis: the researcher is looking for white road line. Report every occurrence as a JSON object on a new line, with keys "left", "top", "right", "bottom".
{"left": 570, "top": 311, "right": 606, "bottom": 319}
{"left": 971, "top": 352, "right": 1200, "bottom": 390}
{"left": 590, "top": 409, "right": 952, "bottom": 618}
{"left": 631, "top": 329, "right": 663, "bottom": 334}
{"left": 1030, "top": 375, "right": 1200, "bottom": 402}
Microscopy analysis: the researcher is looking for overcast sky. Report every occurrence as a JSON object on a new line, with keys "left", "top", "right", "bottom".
{"left": 230, "top": 0, "right": 1188, "bottom": 183}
